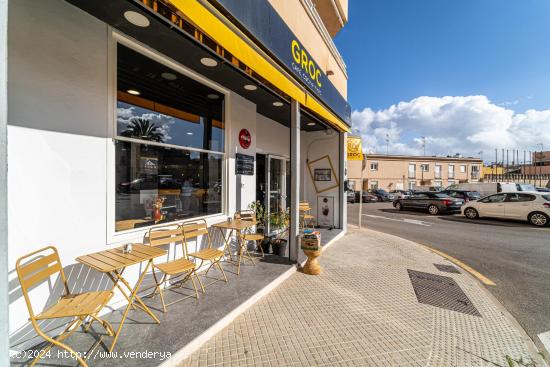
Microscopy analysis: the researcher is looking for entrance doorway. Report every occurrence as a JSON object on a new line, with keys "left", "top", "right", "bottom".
{"left": 256, "top": 154, "right": 290, "bottom": 234}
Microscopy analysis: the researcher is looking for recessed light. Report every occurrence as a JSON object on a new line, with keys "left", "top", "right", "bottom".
{"left": 186, "top": 132, "right": 193, "bottom": 135}
{"left": 307, "top": 122, "right": 316, "bottom": 126}
{"left": 244, "top": 84, "right": 257, "bottom": 91}
{"left": 200, "top": 57, "right": 218, "bottom": 67}
{"left": 124, "top": 11, "right": 150, "bottom": 27}
{"left": 273, "top": 101, "right": 284, "bottom": 107}
{"left": 161, "top": 72, "right": 177, "bottom": 80}
{"left": 127, "top": 89, "right": 141, "bottom": 95}
{"left": 207, "top": 94, "right": 220, "bottom": 100}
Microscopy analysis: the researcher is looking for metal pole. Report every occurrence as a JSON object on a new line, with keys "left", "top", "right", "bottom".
{"left": 289, "top": 100, "right": 300, "bottom": 262}
{"left": 0, "top": 0, "right": 8, "bottom": 361}
{"left": 358, "top": 156, "right": 365, "bottom": 229}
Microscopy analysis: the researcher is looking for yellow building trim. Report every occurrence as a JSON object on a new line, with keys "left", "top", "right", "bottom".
{"left": 169, "top": 0, "right": 350, "bottom": 133}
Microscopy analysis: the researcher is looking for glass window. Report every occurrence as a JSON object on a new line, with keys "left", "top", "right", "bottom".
{"left": 420, "top": 164, "right": 429, "bottom": 172}
{"left": 115, "top": 141, "right": 223, "bottom": 231}
{"left": 408, "top": 164, "right": 416, "bottom": 178}
{"left": 506, "top": 194, "right": 536, "bottom": 202}
{"left": 115, "top": 44, "right": 225, "bottom": 231}
{"left": 448, "top": 165, "right": 455, "bottom": 178}
{"left": 460, "top": 165, "right": 466, "bottom": 173}
{"left": 480, "top": 194, "right": 506, "bottom": 203}
{"left": 370, "top": 162, "right": 378, "bottom": 171}
{"left": 543, "top": 195, "right": 550, "bottom": 201}
{"left": 434, "top": 165, "right": 442, "bottom": 179}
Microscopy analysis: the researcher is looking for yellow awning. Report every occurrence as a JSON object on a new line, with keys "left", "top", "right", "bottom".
{"left": 170, "top": 0, "right": 351, "bottom": 133}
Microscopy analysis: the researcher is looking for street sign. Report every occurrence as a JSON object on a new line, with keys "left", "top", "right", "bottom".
{"left": 347, "top": 136, "right": 363, "bottom": 161}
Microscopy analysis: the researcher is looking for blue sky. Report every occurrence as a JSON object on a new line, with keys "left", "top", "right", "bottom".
{"left": 334, "top": 0, "right": 550, "bottom": 158}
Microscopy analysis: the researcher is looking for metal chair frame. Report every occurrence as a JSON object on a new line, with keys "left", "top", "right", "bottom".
{"left": 235, "top": 210, "right": 265, "bottom": 258}
{"left": 15, "top": 246, "right": 114, "bottom": 367}
{"left": 184, "top": 219, "right": 228, "bottom": 289}
{"left": 147, "top": 224, "right": 204, "bottom": 313}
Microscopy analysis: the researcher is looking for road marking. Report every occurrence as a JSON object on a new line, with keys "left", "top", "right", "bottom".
{"left": 363, "top": 214, "right": 431, "bottom": 227}
{"left": 538, "top": 331, "right": 550, "bottom": 354}
{"left": 422, "top": 246, "right": 496, "bottom": 286}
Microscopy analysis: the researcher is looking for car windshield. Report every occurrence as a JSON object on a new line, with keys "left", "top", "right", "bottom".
{"left": 518, "top": 184, "right": 536, "bottom": 191}
{"left": 376, "top": 190, "right": 388, "bottom": 194}
{"left": 432, "top": 193, "right": 450, "bottom": 198}
{"left": 467, "top": 191, "right": 481, "bottom": 197}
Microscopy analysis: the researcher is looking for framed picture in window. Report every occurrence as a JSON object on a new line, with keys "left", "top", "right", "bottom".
{"left": 307, "top": 155, "right": 339, "bottom": 193}
{"left": 314, "top": 168, "right": 331, "bottom": 181}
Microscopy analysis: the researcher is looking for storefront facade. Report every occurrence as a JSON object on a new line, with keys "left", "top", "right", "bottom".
{"left": 4, "top": 0, "right": 350, "bottom": 356}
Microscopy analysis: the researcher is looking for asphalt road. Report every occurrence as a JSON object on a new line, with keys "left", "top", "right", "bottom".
{"left": 348, "top": 201, "right": 550, "bottom": 355}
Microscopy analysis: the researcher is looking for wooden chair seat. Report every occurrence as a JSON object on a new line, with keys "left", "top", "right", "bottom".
{"left": 37, "top": 291, "right": 113, "bottom": 320}
{"left": 242, "top": 233, "right": 264, "bottom": 241}
{"left": 302, "top": 214, "right": 314, "bottom": 219}
{"left": 154, "top": 258, "right": 195, "bottom": 276}
{"left": 188, "top": 248, "right": 224, "bottom": 261}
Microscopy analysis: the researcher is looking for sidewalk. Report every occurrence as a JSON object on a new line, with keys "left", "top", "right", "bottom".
{"left": 178, "top": 228, "right": 545, "bottom": 367}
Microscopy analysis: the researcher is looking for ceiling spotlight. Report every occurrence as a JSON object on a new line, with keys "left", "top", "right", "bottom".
{"left": 244, "top": 84, "right": 258, "bottom": 91}
{"left": 207, "top": 94, "right": 220, "bottom": 99}
{"left": 273, "top": 101, "right": 284, "bottom": 107}
{"left": 200, "top": 57, "right": 218, "bottom": 67}
{"left": 127, "top": 89, "right": 141, "bottom": 95}
{"left": 186, "top": 132, "right": 193, "bottom": 135}
{"left": 307, "top": 122, "right": 316, "bottom": 126}
{"left": 124, "top": 11, "right": 150, "bottom": 27}
{"left": 161, "top": 72, "right": 177, "bottom": 80}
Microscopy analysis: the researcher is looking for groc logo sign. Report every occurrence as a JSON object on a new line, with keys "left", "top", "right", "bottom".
{"left": 239, "top": 129, "right": 251, "bottom": 149}
{"left": 291, "top": 39, "right": 322, "bottom": 89}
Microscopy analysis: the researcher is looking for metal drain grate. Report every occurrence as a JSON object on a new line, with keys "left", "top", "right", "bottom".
{"left": 434, "top": 263, "right": 460, "bottom": 274}
{"left": 408, "top": 269, "right": 481, "bottom": 317}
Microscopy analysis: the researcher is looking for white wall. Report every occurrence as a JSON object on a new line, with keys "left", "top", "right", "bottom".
{"left": 8, "top": 0, "right": 110, "bottom": 351}
{"left": 256, "top": 114, "right": 290, "bottom": 157}
{"left": 301, "top": 130, "right": 341, "bottom": 228}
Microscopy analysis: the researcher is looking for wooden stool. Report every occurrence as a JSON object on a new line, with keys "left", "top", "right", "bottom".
{"left": 302, "top": 250, "right": 321, "bottom": 275}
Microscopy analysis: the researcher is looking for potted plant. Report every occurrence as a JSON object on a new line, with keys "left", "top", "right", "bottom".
{"left": 270, "top": 209, "right": 289, "bottom": 256}
{"left": 248, "top": 201, "right": 270, "bottom": 254}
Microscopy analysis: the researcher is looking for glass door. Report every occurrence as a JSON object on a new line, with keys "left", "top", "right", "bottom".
{"left": 266, "top": 155, "right": 290, "bottom": 234}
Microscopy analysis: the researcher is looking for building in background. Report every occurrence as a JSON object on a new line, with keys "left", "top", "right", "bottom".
{"left": 348, "top": 154, "right": 483, "bottom": 191}
{"left": 4, "top": 0, "right": 351, "bottom": 357}
{"left": 522, "top": 151, "right": 550, "bottom": 175}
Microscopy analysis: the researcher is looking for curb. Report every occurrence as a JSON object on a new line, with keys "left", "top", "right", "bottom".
{"left": 161, "top": 229, "right": 347, "bottom": 366}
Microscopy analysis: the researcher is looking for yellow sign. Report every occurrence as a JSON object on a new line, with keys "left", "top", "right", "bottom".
{"left": 347, "top": 136, "right": 363, "bottom": 161}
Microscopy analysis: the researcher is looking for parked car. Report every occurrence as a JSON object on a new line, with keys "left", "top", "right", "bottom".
{"left": 413, "top": 185, "right": 444, "bottom": 192}
{"left": 390, "top": 190, "right": 413, "bottom": 199}
{"left": 536, "top": 187, "right": 550, "bottom": 192}
{"left": 393, "top": 192, "right": 465, "bottom": 215}
{"left": 516, "top": 183, "right": 537, "bottom": 192}
{"left": 346, "top": 191, "right": 378, "bottom": 203}
{"left": 370, "top": 189, "right": 395, "bottom": 202}
{"left": 440, "top": 189, "right": 481, "bottom": 203}
{"left": 462, "top": 192, "right": 550, "bottom": 227}
{"left": 447, "top": 182, "right": 517, "bottom": 197}
{"left": 346, "top": 190, "right": 357, "bottom": 203}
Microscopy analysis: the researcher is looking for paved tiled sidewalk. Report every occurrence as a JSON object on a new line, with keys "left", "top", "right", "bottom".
{"left": 179, "top": 228, "right": 543, "bottom": 367}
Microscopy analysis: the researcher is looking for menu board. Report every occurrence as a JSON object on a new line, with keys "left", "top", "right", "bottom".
{"left": 235, "top": 153, "right": 254, "bottom": 175}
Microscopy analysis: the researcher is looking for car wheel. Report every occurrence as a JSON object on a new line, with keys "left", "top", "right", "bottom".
{"left": 528, "top": 212, "right": 549, "bottom": 227}
{"left": 428, "top": 205, "right": 440, "bottom": 215}
{"left": 395, "top": 202, "right": 403, "bottom": 211}
{"left": 464, "top": 208, "right": 479, "bottom": 219}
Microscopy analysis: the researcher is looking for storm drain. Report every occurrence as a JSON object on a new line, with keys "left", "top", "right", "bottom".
{"left": 407, "top": 269, "right": 481, "bottom": 317}
{"left": 434, "top": 263, "right": 460, "bottom": 274}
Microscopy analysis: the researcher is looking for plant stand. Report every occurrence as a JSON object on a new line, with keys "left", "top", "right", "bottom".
{"left": 302, "top": 250, "right": 321, "bottom": 275}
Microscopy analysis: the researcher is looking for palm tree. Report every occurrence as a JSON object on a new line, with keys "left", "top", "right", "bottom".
{"left": 121, "top": 118, "right": 165, "bottom": 142}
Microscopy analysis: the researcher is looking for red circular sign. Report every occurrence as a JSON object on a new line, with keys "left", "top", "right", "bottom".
{"left": 239, "top": 129, "right": 251, "bottom": 149}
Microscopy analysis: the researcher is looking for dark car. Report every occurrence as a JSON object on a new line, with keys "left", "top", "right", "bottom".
{"left": 370, "top": 189, "right": 395, "bottom": 202}
{"left": 393, "top": 192, "right": 465, "bottom": 215}
{"left": 347, "top": 191, "right": 378, "bottom": 203}
{"left": 535, "top": 187, "right": 550, "bottom": 193}
{"left": 440, "top": 189, "right": 481, "bottom": 203}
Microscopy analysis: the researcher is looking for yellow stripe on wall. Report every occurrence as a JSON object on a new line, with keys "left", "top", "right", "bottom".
{"left": 169, "top": 0, "right": 350, "bottom": 133}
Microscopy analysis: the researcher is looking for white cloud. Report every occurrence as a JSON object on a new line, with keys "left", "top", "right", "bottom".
{"left": 351, "top": 95, "right": 550, "bottom": 160}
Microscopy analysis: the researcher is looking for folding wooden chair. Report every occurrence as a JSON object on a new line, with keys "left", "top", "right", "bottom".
{"left": 235, "top": 210, "right": 265, "bottom": 257}
{"left": 16, "top": 246, "right": 114, "bottom": 367}
{"left": 147, "top": 224, "right": 204, "bottom": 313}
{"left": 185, "top": 219, "right": 228, "bottom": 288}
{"left": 299, "top": 201, "right": 315, "bottom": 230}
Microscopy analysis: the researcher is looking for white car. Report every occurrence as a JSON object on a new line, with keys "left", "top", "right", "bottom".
{"left": 462, "top": 192, "right": 550, "bottom": 227}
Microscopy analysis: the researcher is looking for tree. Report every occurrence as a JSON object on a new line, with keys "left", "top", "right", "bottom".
{"left": 121, "top": 118, "right": 164, "bottom": 142}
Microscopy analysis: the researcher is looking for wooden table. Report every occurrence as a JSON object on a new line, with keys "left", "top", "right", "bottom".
{"left": 212, "top": 219, "right": 257, "bottom": 275}
{"left": 76, "top": 244, "right": 166, "bottom": 352}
